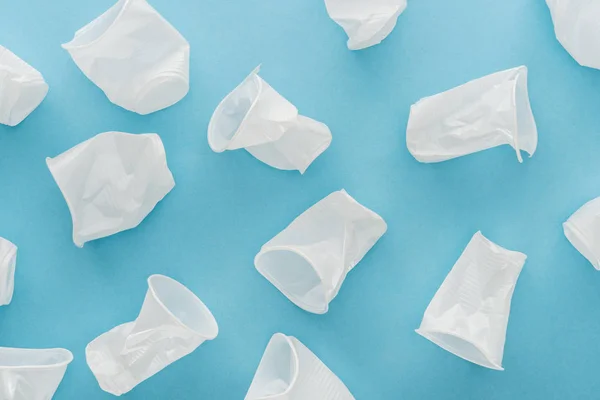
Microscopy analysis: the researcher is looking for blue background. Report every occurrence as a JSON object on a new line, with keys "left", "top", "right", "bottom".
{"left": 0, "top": 0, "right": 599, "bottom": 398}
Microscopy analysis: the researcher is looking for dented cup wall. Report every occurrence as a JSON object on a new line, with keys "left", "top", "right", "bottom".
{"left": 416, "top": 232, "right": 526, "bottom": 370}
{"left": 46, "top": 131, "right": 175, "bottom": 247}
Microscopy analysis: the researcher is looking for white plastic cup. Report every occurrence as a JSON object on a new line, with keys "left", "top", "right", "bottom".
{"left": 416, "top": 231, "right": 526, "bottom": 370}
{"left": 86, "top": 274, "right": 218, "bottom": 395}
{"left": 255, "top": 190, "right": 387, "bottom": 314}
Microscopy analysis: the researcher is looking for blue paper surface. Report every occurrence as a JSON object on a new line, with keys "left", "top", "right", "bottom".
{"left": 1, "top": 0, "right": 599, "bottom": 398}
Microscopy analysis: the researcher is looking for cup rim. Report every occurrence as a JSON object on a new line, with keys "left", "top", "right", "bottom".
{"left": 0, "top": 347, "right": 74, "bottom": 370}
{"left": 207, "top": 65, "right": 263, "bottom": 153}
{"left": 147, "top": 274, "right": 219, "bottom": 339}
{"left": 254, "top": 246, "right": 329, "bottom": 314}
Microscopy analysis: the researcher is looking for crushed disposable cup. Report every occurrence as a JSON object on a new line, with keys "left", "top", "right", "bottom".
{"left": 0, "top": 45, "right": 48, "bottom": 126}
{"left": 255, "top": 190, "right": 387, "bottom": 314}
{"left": 563, "top": 196, "right": 600, "bottom": 270}
{"left": 406, "top": 66, "right": 538, "bottom": 163}
{"left": 324, "top": 0, "right": 407, "bottom": 50}
{"left": 46, "top": 131, "right": 175, "bottom": 247}
{"left": 208, "top": 66, "right": 332, "bottom": 174}
{"left": 86, "top": 274, "right": 218, "bottom": 396}
{"left": 546, "top": 0, "right": 600, "bottom": 69}
{"left": 416, "top": 231, "right": 526, "bottom": 370}
{"left": 0, "top": 237, "right": 17, "bottom": 306}
{"left": 62, "top": 0, "right": 190, "bottom": 115}
{"left": 0, "top": 347, "right": 73, "bottom": 400}
{"left": 245, "top": 333, "right": 355, "bottom": 400}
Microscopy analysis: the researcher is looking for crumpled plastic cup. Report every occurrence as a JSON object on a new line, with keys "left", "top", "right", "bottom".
{"left": 0, "top": 45, "right": 48, "bottom": 126}
{"left": 546, "top": 0, "right": 600, "bottom": 69}
{"left": 0, "top": 237, "right": 17, "bottom": 306}
{"left": 46, "top": 131, "right": 175, "bottom": 247}
{"left": 407, "top": 66, "right": 538, "bottom": 163}
{"left": 0, "top": 347, "right": 73, "bottom": 400}
{"left": 324, "top": 0, "right": 407, "bottom": 50}
{"left": 416, "top": 231, "right": 526, "bottom": 370}
{"left": 255, "top": 190, "right": 387, "bottom": 314}
{"left": 564, "top": 196, "right": 600, "bottom": 270}
{"left": 245, "top": 333, "right": 355, "bottom": 400}
{"left": 86, "top": 274, "right": 218, "bottom": 396}
{"left": 208, "top": 66, "right": 332, "bottom": 174}
{"left": 62, "top": 0, "right": 190, "bottom": 114}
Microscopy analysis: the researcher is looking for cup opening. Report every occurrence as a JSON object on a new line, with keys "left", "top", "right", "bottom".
{"left": 246, "top": 334, "right": 298, "bottom": 399}
{"left": 208, "top": 71, "right": 260, "bottom": 152}
{"left": 416, "top": 330, "right": 502, "bottom": 370}
{"left": 148, "top": 274, "right": 218, "bottom": 339}
{"left": 62, "top": 0, "right": 129, "bottom": 49}
{"left": 0, "top": 348, "right": 73, "bottom": 370}
{"left": 255, "top": 248, "right": 327, "bottom": 313}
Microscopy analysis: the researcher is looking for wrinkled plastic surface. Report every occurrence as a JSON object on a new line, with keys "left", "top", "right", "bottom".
{"left": 324, "top": 0, "right": 407, "bottom": 50}
{"left": 546, "top": 0, "right": 600, "bottom": 69}
{"left": 416, "top": 231, "right": 526, "bottom": 370}
{"left": 0, "top": 347, "right": 73, "bottom": 400}
{"left": 407, "top": 66, "right": 538, "bottom": 163}
{"left": 46, "top": 131, "right": 175, "bottom": 247}
{"left": 563, "top": 196, "right": 600, "bottom": 270}
{"left": 245, "top": 333, "right": 355, "bottom": 400}
{"left": 0, "top": 237, "right": 17, "bottom": 306}
{"left": 255, "top": 190, "right": 387, "bottom": 314}
{"left": 208, "top": 66, "right": 332, "bottom": 174}
{"left": 0, "top": 45, "right": 48, "bottom": 126}
{"left": 86, "top": 274, "right": 218, "bottom": 396}
{"left": 62, "top": 0, "right": 190, "bottom": 115}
